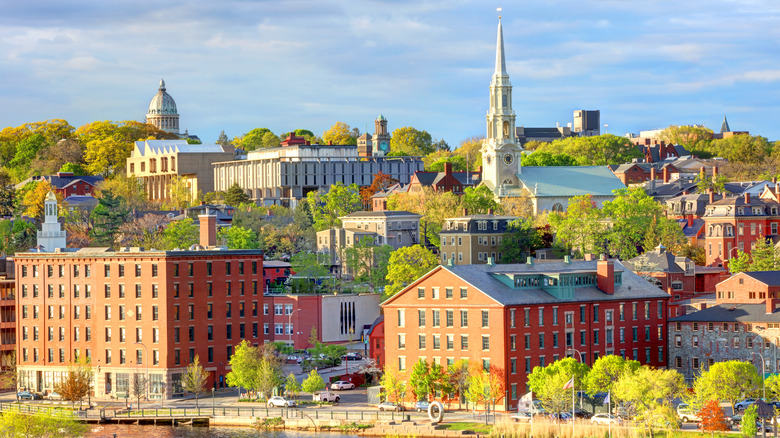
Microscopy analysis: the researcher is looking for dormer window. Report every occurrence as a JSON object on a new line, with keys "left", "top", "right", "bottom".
{"left": 738, "top": 207, "right": 744, "bottom": 215}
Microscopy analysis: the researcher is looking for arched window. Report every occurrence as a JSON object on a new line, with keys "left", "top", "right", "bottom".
{"left": 551, "top": 203, "right": 564, "bottom": 213}
{"left": 502, "top": 93, "right": 507, "bottom": 107}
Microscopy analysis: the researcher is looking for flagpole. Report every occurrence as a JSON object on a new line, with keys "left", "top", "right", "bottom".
{"left": 608, "top": 390, "right": 612, "bottom": 438}
{"left": 571, "top": 375, "right": 575, "bottom": 435}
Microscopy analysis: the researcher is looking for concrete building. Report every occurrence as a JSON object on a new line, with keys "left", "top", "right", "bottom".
{"left": 381, "top": 256, "right": 670, "bottom": 411}
{"left": 127, "top": 139, "right": 235, "bottom": 202}
{"left": 14, "top": 198, "right": 264, "bottom": 399}
{"left": 439, "top": 213, "right": 517, "bottom": 265}
{"left": 668, "top": 271, "right": 780, "bottom": 382}
{"left": 212, "top": 144, "right": 423, "bottom": 207}
{"left": 261, "top": 293, "right": 380, "bottom": 350}
{"left": 316, "top": 211, "right": 421, "bottom": 276}
{"left": 573, "top": 110, "right": 600, "bottom": 137}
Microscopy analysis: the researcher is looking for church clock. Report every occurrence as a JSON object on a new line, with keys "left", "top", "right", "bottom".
{"left": 503, "top": 153, "right": 514, "bottom": 165}
{"left": 380, "top": 141, "right": 389, "bottom": 152}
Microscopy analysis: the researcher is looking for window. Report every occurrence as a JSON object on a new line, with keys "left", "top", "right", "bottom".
{"left": 446, "top": 310, "right": 454, "bottom": 327}
{"left": 398, "top": 334, "right": 406, "bottom": 349}
{"left": 417, "top": 288, "right": 425, "bottom": 299}
{"left": 539, "top": 333, "right": 545, "bottom": 348}
{"left": 418, "top": 334, "right": 426, "bottom": 349}
{"left": 460, "top": 310, "right": 468, "bottom": 327}
{"left": 433, "top": 335, "right": 441, "bottom": 350}
{"left": 539, "top": 308, "right": 544, "bottom": 326}
{"left": 447, "top": 334, "right": 454, "bottom": 349}
{"left": 136, "top": 305, "right": 142, "bottom": 321}
{"left": 432, "top": 310, "right": 440, "bottom": 327}
{"left": 482, "top": 335, "right": 490, "bottom": 350}
{"left": 525, "top": 308, "right": 530, "bottom": 327}
{"left": 524, "top": 333, "right": 530, "bottom": 350}
{"left": 553, "top": 307, "right": 559, "bottom": 325}
{"left": 482, "top": 310, "right": 489, "bottom": 328}
{"left": 460, "top": 335, "right": 469, "bottom": 350}
{"left": 445, "top": 287, "right": 453, "bottom": 298}
{"left": 398, "top": 310, "right": 405, "bottom": 327}
{"left": 460, "top": 287, "right": 468, "bottom": 299}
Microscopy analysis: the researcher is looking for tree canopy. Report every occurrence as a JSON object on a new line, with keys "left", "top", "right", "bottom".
{"left": 390, "top": 127, "right": 435, "bottom": 156}
{"left": 322, "top": 122, "right": 357, "bottom": 145}
{"left": 532, "top": 134, "right": 642, "bottom": 166}
{"left": 384, "top": 245, "right": 439, "bottom": 299}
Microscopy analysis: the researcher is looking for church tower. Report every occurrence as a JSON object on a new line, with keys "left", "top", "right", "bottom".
{"left": 36, "top": 191, "right": 67, "bottom": 251}
{"left": 373, "top": 115, "right": 391, "bottom": 156}
{"left": 481, "top": 16, "right": 522, "bottom": 195}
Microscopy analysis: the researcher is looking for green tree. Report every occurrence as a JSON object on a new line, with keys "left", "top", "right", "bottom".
{"left": 234, "top": 128, "right": 271, "bottom": 150}
{"left": 262, "top": 131, "right": 281, "bottom": 148}
{"left": 285, "top": 373, "right": 302, "bottom": 400}
{"left": 613, "top": 366, "right": 684, "bottom": 431}
{"left": 58, "top": 162, "right": 88, "bottom": 176}
{"left": 89, "top": 192, "right": 129, "bottom": 247}
{"left": 0, "top": 409, "right": 88, "bottom": 438}
{"left": 301, "top": 369, "right": 326, "bottom": 394}
{"left": 729, "top": 250, "right": 751, "bottom": 274}
{"left": 384, "top": 245, "right": 439, "bottom": 299}
{"left": 306, "top": 182, "right": 362, "bottom": 231}
{"left": 765, "top": 374, "right": 780, "bottom": 400}
{"left": 218, "top": 226, "right": 259, "bottom": 249}
{"left": 0, "top": 171, "right": 15, "bottom": 217}
{"left": 694, "top": 360, "right": 761, "bottom": 413}
{"left": 165, "top": 175, "right": 193, "bottom": 210}
{"left": 584, "top": 355, "right": 640, "bottom": 396}
{"left": 409, "top": 359, "right": 433, "bottom": 401}
{"left": 256, "top": 356, "right": 283, "bottom": 400}
{"left": 84, "top": 136, "right": 131, "bottom": 177}
{"left": 447, "top": 359, "right": 470, "bottom": 409}
{"left": 658, "top": 125, "right": 714, "bottom": 152}
{"left": 749, "top": 236, "right": 777, "bottom": 271}
{"left": 344, "top": 236, "right": 393, "bottom": 290}
{"left": 452, "top": 136, "right": 483, "bottom": 171}
{"left": 180, "top": 355, "right": 209, "bottom": 408}
{"left": 427, "top": 155, "right": 469, "bottom": 172}
{"left": 742, "top": 404, "right": 758, "bottom": 438}
{"left": 322, "top": 122, "right": 357, "bottom": 145}
{"left": 521, "top": 151, "right": 578, "bottom": 166}
{"left": 226, "top": 340, "right": 261, "bottom": 398}
{"left": 224, "top": 183, "right": 251, "bottom": 206}
{"left": 216, "top": 130, "right": 230, "bottom": 146}
{"left": 710, "top": 134, "right": 773, "bottom": 164}
{"left": 499, "top": 219, "right": 543, "bottom": 263}
{"left": 95, "top": 174, "right": 150, "bottom": 211}
{"left": 527, "top": 357, "right": 590, "bottom": 415}
{"left": 0, "top": 219, "right": 37, "bottom": 256}
{"left": 160, "top": 218, "right": 199, "bottom": 250}
{"left": 534, "top": 134, "right": 642, "bottom": 165}
{"left": 291, "top": 252, "right": 330, "bottom": 278}
{"left": 390, "top": 126, "right": 435, "bottom": 156}
{"left": 548, "top": 194, "right": 605, "bottom": 257}
{"left": 380, "top": 365, "right": 408, "bottom": 406}
{"left": 461, "top": 185, "right": 500, "bottom": 215}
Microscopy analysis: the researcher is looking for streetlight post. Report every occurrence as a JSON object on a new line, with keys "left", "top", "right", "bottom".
{"left": 288, "top": 308, "right": 302, "bottom": 349}
{"left": 755, "top": 351, "right": 767, "bottom": 400}
{"left": 566, "top": 348, "right": 584, "bottom": 409}
{"left": 135, "top": 342, "right": 149, "bottom": 402}
{"left": 212, "top": 387, "right": 216, "bottom": 415}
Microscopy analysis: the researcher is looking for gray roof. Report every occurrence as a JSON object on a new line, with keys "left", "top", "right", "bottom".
{"left": 437, "top": 259, "right": 669, "bottom": 306}
{"left": 264, "top": 261, "right": 291, "bottom": 268}
{"left": 670, "top": 303, "right": 780, "bottom": 323}
{"left": 444, "top": 214, "right": 518, "bottom": 221}
{"left": 517, "top": 166, "right": 626, "bottom": 197}
{"left": 134, "top": 139, "right": 230, "bottom": 156}
{"left": 342, "top": 210, "right": 420, "bottom": 219}
{"left": 739, "top": 271, "right": 780, "bottom": 286}
{"left": 625, "top": 247, "right": 689, "bottom": 273}
{"left": 642, "top": 180, "right": 699, "bottom": 198}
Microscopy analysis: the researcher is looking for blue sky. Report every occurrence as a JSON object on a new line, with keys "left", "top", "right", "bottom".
{"left": 1, "top": 0, "right": 779, "bottom": 146}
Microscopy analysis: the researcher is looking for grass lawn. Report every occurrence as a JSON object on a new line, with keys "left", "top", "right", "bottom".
{"left": 439, "top": 421, "right": 494, "bottom": 435}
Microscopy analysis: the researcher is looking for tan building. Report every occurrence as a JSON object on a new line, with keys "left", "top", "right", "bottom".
{"left": 127, "top": 140, "right": 234, "bottom": 202}
{"left": 317, "top": 211, "right": 421, "bottom": 276}
{"left": 439, "top": 214, "right": 517, "bottom": 265}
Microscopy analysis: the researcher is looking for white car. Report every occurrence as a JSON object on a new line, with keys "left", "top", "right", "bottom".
{"left": 735, "top": 399, "right": 757, "bottom": 412}
{"left": 591, "top": 413, "right": 621, "bottom": 425}
{"left": 331, "top": 380, "right": 356, "bottom": 390}
{"left": 677, "top": 403, "right": 701, "bottom": 423}
{"left": 267, "top": 396, "right": 296, "bottom": 408}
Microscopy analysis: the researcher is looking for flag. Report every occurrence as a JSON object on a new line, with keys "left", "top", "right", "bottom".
{"left": 563, "top": 376, "right": 574, "bottom": 390}
{"left": 520, "top": 391, "right": 533, "bottom": 402}
{"left": 603, "top": 392, "right": 611, "bottom": 405}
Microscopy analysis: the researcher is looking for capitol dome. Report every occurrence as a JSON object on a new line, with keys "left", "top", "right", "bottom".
{"left": 145, "top": 79, "right": 180, "bottom": 134}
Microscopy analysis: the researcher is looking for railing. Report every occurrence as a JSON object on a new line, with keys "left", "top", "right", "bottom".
{"left": 0, "top": 402, "right": 412, "bottom": 422}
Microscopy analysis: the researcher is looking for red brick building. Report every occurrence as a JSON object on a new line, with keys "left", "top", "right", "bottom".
{"left": 406, "top": 163, "right": 481, "bottom": 195}
{"left": 381, "top": 257, "right": 670, "bottom": 411}
{"left": 17, "top": 172, "right": 103, "bottom": 198}
{"left": 14, "top": 214, "right": 264, "bottom": 400}
{"left": 0, "top": 258, "right": 15, "bottom": 361}
{"left": 367, "top": 315, "right": 385, "bottom": 367}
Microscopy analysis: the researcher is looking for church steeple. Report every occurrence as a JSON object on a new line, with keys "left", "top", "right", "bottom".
{"left": 495, "top": 17, "right": 507, "bottom": 78}
{"left": 481, "top": 14, "right": 522, "bottom": 195}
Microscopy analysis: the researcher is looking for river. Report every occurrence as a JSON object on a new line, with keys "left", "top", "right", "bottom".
{"left": 87, "top": 425, "right": 360, "bottom": 438}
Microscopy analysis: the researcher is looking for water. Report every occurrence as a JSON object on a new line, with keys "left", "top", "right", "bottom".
{"left": 87, "top": 425, "right": 360, "bottom": 438}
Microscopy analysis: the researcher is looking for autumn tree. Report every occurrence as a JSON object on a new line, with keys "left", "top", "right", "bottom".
{"left": 180, "top": 355, "right": 209, "bottom": 408}
{"left": 115, "top": 213, "right": 170, "bottom": 249}
{"left": 359, "top": 172, "right": 398, "bottom": 210}
{"left": 54, "top": 358, "right": 93, "bottom": 409}
{"left": 452, "top": 136, "right": 484, "bottom": 170}
{"left": 322, "top": 122, "right": 357, "bottom": 145}
{"left": 386, "top": 187, "right": 461, "bottom": 248}
{"left": 78, "top": 120, "right": 176, "bottom": 176}
{"left": 131, "top": 373, "right": 148, "bottom": 407}
{"left": 21, "top": 181, "right": 65, "bottom": 220}
{"left": 30, "top": 138, "right": 85, "bottom": 176}
{"left": 95, "top": 175, "right": 150, "bottom": 210}
{"left": 698, "top": 399, "right": 731, "bottom": 432}
{"left": 384, "top": 245, "right": 439, "bottom": 299}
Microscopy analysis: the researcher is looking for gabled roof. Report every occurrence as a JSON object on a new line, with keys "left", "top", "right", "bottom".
{"left": 16, "top": 174, "right": 104, "bottom": 190}
{"left": 341, "top": 210, "right": 421, "bottom": 219}
{"left": 642, "top": 180, "right": 698, "bottom": 198}
{"left": 133, "top": 139, "right": 231, "bottom": 156}
{"left": 517, "top": 166, "right": 626, "bottom": 197}
{"left": 670, "top": 303, "right": 779, "bottom": 323}
{"left": 625, "top": 246, "right": 690, "bottom": 274}
{"left": 737, "top": 271, "right": 780, "bottom": 287}
{"left": 411, "top": 172, "right": 439, "bottom": 186}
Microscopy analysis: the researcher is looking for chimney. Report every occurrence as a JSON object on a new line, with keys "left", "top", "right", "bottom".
{"left": 745, "top": 193, "right": 751, "bottom": 204}
{"left": 199, "top": 212, "right": 217, "bottom": 247}
{"left": 776, "top": 182, "right": 780, "bottom": 197}
{"left": 526, "top": 256, "right": 534, "bottom": 266}
{"left": 774, "top": 177, "right": 778, "bottom": 184}
{"left": 584, "top": 253, "right": 595, "bottom": 261}
{"left": 328, "top": 140, "right": 333, "bottom": 145}
{"left": 488, "top": 208, "right": 494, "bottom": 215}
{"left": 444, "top": 161, "right": 453, "bottom": 176}
{"left": 663, "top": 167, "right": 670, "bottom": 183}
{"left": 766, "top": 298, "right": 779, "bottom": 314}
{"left": 650, "top": 167, "right": 657, "bottom": 181}
{"left": 687, "top": 214, "right": 694, "bottom": 227}
{"left": 597, "top": 256, "right": 615, "bottom": 295}
{"left": 709, "top": 189, "right": 714, "bottom": 204}
{"left": 713, "top": 166, "right": 719, "bottom": 180}
{"left": 462, "top": 208, "right": 468, "bottom": 216}
{"left": 486, "top": 257, "right": 494, "bottom": 266}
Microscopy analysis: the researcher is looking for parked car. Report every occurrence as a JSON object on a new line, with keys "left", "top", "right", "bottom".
{"left": 573, "top": 408, "right": 593, "bottom": 419}
{"left": 735, "top": 399, "right": 757, "bottom": 412}
{"left": 415, "top": 401, "right": 430, "bottom": 412}
{"left": 17, "top": 391, "right": 39, "bottom": 400}
{"left": 512, "top": 412, "right": 533, "bottom": 422}
{"left": 377, "top": 401, "right": 405, "bottom": 411}
{"left": 677, "top": 403, "right": 702, "bottom": 423}
{"left": 591, "top": 413, "right": 621, "bottom": 425}
{"left": 317, "top": 391, "right": 340, "bottom": 403}
{"left": 341, "top": 353, "right": 362, "bottom": 361}
{"left": 45, "top": 391, "right": 63, "bottom": 401}
{"left": 331, "top": 381, "right": 356, "bottom": 390}
{"left": 267, "top": 396, "right": 296, "bottom": 408}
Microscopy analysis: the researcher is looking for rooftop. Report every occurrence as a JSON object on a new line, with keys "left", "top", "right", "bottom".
{"left": 670, "top": 303, "right": 780, "bottom": 323}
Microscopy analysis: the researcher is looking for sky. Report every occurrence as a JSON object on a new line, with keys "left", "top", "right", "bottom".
{"left": 1, "top": 0, "right": 780, "bottom": 146}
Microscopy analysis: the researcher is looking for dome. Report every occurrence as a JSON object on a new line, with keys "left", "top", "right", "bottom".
{"left": 376, "top": 114, "right": 386, "bottom": 121}
{"left": 148, "top": 79, "right": 178, "bottom": 115}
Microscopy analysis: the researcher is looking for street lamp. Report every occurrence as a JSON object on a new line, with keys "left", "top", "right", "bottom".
{"left": 135, "top": 342, "right": 149, "bottom": 402}
{"left": 566, "top": 348, "right": 584, "bottom": 409}
{"left": 212, "top": 387, "right": 216, "bottom": 414}
{"left": 288, "top": 308, "right": 302, "bottom": 349}
{"left": 755, "top": 351, "right": 767, "bottom": 400}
